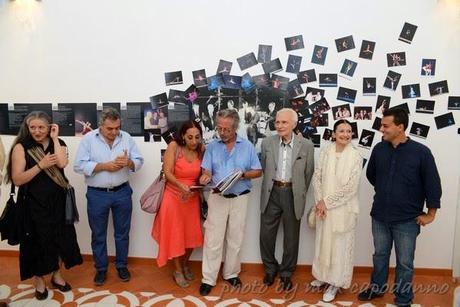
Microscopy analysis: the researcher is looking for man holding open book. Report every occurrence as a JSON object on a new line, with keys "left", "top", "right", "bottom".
{"left": 198, "top": 109, "right": 262, "bottom": 296}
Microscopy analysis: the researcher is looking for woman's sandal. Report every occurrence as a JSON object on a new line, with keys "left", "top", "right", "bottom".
{"left": 183, "top": 266, "right": 193, "bottom": 281}
{"left": 173, "top": 271, "right": 190, "bottom": 288}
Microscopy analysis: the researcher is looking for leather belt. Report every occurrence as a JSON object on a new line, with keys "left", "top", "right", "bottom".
{"left": 222, "top": 189, "right": 250, "bottom": 199}
{"left": 89, "top": 182, "right": 128, "bottom": 192}
{"left": 273, "top": 180, "right": 292, "bottom": 188}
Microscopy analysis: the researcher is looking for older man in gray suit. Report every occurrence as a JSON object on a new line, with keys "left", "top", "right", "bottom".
{"left": 259, "top": 108, "right": 314, "bottom": 290}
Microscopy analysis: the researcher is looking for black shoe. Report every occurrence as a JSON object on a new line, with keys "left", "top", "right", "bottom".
{"left": 280, "top": 277, "right": 293, "bottom": 291}
{"left": 224, "top": 277, "right": 242, "bottom": 288}
{"left": 94, "top": 271, "right": 107, "bottom": 286}
{"left": 263, "top": 273, "right": 276, "bottom": 286}
{"left": 117, "top": 267, "right": 131, "bottom": 282}
{"left": 35, "top": 288, "right": 48, "bottom": 300}
{"left": 199, "top": 283, "right": 213, "bottom": 296}
{"left": 358, "top": 288, "right": 384, "bottom": 301}
{"left": 51, "top": 278, "right": 72, "bottom": 292}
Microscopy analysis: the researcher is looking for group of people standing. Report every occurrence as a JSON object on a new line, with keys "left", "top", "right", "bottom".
{"left": 0, "top": 106, "right": 441, "bottom": 306}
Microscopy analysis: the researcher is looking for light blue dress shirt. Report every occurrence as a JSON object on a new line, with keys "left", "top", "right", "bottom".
{"left": 73, "top": 129, "right": 144, "bottom": 188}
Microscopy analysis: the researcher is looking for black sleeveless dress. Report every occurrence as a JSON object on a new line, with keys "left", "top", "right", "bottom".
{"left": 18, "top": 137, "right": 82, "bottom": 280}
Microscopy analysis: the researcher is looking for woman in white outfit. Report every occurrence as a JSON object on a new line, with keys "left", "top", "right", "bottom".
{"left": 310, "top": 119, "right": 362, "bottom": 302}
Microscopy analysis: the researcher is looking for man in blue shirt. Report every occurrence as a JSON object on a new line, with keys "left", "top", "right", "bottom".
{"left": 198, "top": 109, "right": 262, "bottom": 296}
{"left": 74, "top": 108, "right": 144, "bottom": 286}
{"left": 358, "top": 108, "right": 441, "bottom": 307}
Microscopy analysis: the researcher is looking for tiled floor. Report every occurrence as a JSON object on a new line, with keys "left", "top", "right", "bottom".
{"left": 0, "top": 256, "right": 456, "bottom": 306}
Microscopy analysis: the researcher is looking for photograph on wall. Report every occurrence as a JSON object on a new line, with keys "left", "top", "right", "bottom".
{"left": 310, "top": 134, "right": 320, "bottom": 148}
{"left": 73, "top": 103, "right": 97, "bottom": 137}
{"left": 0, "top": 103, "right": 8, "bottom": 134}
{"left": 401, "top": 83, "right": 421, "bottom": 99}
{"left": 354, "top": 106, "right": 373, "bottom": 120}
{"left": 257, "top": 44, "right": 272, "bottom": 64}
{"left": 220, "top": 88, "right": 240, "bottom": 110}
{"left": 253, "top": 73, "right": 271, "bottom": 88}
{"left": 289, "top": 97, "right": 309, "bottom": 116}
{"left": 332, "top": 104, "right": 352, "bottom": 120}
{"left": 143, "top": 105, "right": 168, "bottom": 133}
{"left": 310, "top": 113, "right": 329, "bottom": 127}
{"left": 192, "top": 69, "right": 208, "bottom": 88}
{"left": 168, "top": 89, "right": 186, "bottom": 103}
{"left": 164, "top": 71, "right": 183, "bottom": 86}
{"left": 53, "top": 104, "right": 75, "bottom": 136}
{"left": 339, "top": 59, "right": 358, "bottom": 79}
{"left": 144, "top": 128, "right": 162, "bottom": 143}
{"left": 305, "top": 87, "right": 325, "bottom": 104}
{"left": 311, "top": 45, "right": 328, "bottom": 65}
{"left": 167, "top": 103, "right": 189, "bottom": 133}
{"left": 350, "top": 122, "right": 358, "bottom": 139}
{"left": 298, "top": 69, "right": 316, "bottom": 84}
{"left": 372, "top": 117, "right": 382, "bottom": 131}
{"left": 319, "top": 73, "right": 338, "bottom": 87}
{"left": 161, "top": 126, "right": 178, "bottom": 144}
{"left": 409, "top": 122, "right": 430, "bottom": 139}
{"left": 222, "top": 75, "right": 242, "bottom": 90}
{"left": 322, "top": 128, "right": 333, "bottom": 141}
{"left": 286, "top": 55, "right": 302, "bottom": 74}
{"left": 337, "top": 87, "right": 357, "bottom": 103}
{"left": 415, "top": 99, "right": 435, "bottom": 114}
{"left": 383, "top": 70, "right": 401, "bottom": 91}
{"left": 390, "top": 102, "right": 410, "bottom": 114}
{"left": 284, "top": 34, "right": 304, "bottom": 51}
{"left": 448, "top": 96, "right": 460, "bottom": 110}
{"left": 96, "top": 102, "right": 121, "bottom": 125}
{"left": 254, "top": 87, "right": 286, "bottom": 135}
{"left": 216, "top": 59, "right": 232, "bottom": 75}
{"left": 434, "top": 112, "right": 455, "bottom": 129}
{"left": 358, "top": 129, "right": 375, "bottom": 149}
{"left": 207, "top": 74, "right": 224, "bottom": 91}
{"left": 421, "top": 59, "right": 436, "bottom": 76}
{"left": 363, "top": 77, "right": 377, "bottom": 96}
{"left": 428, "top": 80, "right": 449, "bottom": 96}
{"left": 375, "top": 95, "right": 390, "bottom": 115}
{"left": 386, "top": 52, "right": 406, "bottom": 67}
{"left": 8, "top": 103, "right": 53, "bottom": 135}
{"left": 122, "top": 102, "right": 150, "bottom": 136}
{"left": 262, "top": 58, "right": 282, "bottom": 74}
{"left": 241, "top": 73, "right": 256, "bottom": 93}
{"left": 194, "top": 89, "right": 218, "bottom": 140}
{"left": 359, "top": 40, "right": 376, "bottom": 60}
{"left": 335, "top": 35, "right": 355, "bottom": 52}
{"left": 398, "top": 22, "right": 418, "bottom": 44}
{"left": 237, "top": 52, "right": 258, "bottom": 71}
{"left": 297, "top": 115, "right": 317, "bottom": 139}
{"left": 270, "top": 74, "right": 289, "bottom": 91}
{"left": 184, "top": 85, "right": 199, "bottom": 103}
{"left": 287, "top": 79, "right": 304, "bottom": 98}
{"left": 150, "top": 92, "right": 169, "bottom": 108}
{"left": 309, "top": 97, "right": 330, "bottom": 116}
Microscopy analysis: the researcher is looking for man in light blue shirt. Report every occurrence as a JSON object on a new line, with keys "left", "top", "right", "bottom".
{"left": 74, "top": 107, "right": 143, "bottom": 286}
{"left": 198, "top": 109, "right": 262, "bottom": 296}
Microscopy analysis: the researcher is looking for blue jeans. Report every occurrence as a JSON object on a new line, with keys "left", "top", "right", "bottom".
{"left": 370, "top": 217, "right": 420, "bottom": 305}
{"left": 87, "top": 184, "right": 133, "bottom": 272}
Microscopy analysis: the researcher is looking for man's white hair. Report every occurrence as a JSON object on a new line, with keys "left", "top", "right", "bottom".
{"left": 276, "top": 108, "right": 298, "bottom": 123}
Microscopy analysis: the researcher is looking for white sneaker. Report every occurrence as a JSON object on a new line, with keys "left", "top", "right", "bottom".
{"left": 322, "top": 285, "right": 339, "bottom": 302}
{"left": 310, "top": 279, "right": 326, "bottom": 287}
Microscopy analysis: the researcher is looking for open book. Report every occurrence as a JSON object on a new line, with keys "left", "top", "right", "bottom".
{"left": 212, "top": 169, "right": 243, "bottom": 195}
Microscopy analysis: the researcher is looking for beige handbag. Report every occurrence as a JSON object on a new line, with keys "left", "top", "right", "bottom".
{"left": 307, "top": 206, "right": 316, "bottom": 228}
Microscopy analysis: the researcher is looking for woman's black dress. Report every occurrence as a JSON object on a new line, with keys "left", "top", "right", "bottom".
{"left": 18, "top": 137, "right": 82, "bottom": 280}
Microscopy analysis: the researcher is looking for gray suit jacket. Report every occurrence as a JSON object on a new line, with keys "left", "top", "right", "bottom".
{"left": 260, "top": 134, "right": 315, "bottom": 220}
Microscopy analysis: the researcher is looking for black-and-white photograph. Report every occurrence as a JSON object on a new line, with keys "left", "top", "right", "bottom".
{"left": 287, "top": 79, "right": 304, "bottom": 98}
{"left": 372, "top": 117, "right": 381, "bottom": 131}
{"left": 241, "top": 73, "right": 256, "bottom": 93}
{"left": 53, "top": 103, "right": 75, "bottom": 136}
{"left": 332, "top": 104, "right": 352, "bottom": 120}
{"left": 409, "top": 122, "right": 430, "bottom": 139}
{"left": 391, "top": 102, "right": 410, "bottom": 114}
{"left": 448, "top": 96, "right": 460, "bottom": 110}
{"left": 322, "top": 128, "right": 333, "bottom": 141}
{"left": 359, "top": 40, "right": 376, "bottom": 60}
{"left": 387, "top": 52, "right": 406, "bottom": 67}
{"left": 237, "top": 52, "right": 258, "bottom": 71}
{"left": 305, "top": 87, "right": 325, "bottom": 104}
{"left": 289, "top": 97, "right": 309, "bottom": 115}
{"left": 354, "top": 106, "right": 373, "bottom": 120}
{"left": 399, "top": 22, "right": 418, "bottom": 44}
{"left": 286, "top": 55, "right": 302, "bottom": 74}
{"left": 340, "top": 59, "right": 357, "bottom": 78}
{"left": 363, "top": 77, "right": 376, "bottom": 96}
{"left": 168, "top": 89, "right": 186, "bottom": 103}
{"left": 310, "top": 134, "right": 321, "bottom": 147}
{"left": 161, "top": 126, "right": 178, "bottom": 144}
{"left": 253, "top": 73, "right": 271, "bottom": 88}
{"left": 216, "top": 59, "right": 232, "bottom": 75}
{"left": 184, "top": 85, "right": 199, "bottom": 103}
{"left": 122, "top": 102, "right": 150, "bottom": 136}
{"left": 207, "top": 74, "right": 224, "bottom": 91}
{"left": 192, "top": 69, "right": 207, "bottom": 88}
{"left": 262, "top": 58, "right": 282, "bottom": 74}
{"left": 144, "top": 128, "right": 162, "bottom": 143}
{"left": 164, "top": 71, "right": 183, "bottom": 86}
{"left": 319, "top": 73, "right": 338, "bottom": 87}
{"left": 428, "top": 80, "right": 449, "bottom": 96}
{"left": 285, "top": 34, "right": 304, "bottom": 51}
{"left": 310, "top": 113, "right": 329, "bottom": 128}
{"left": 257, "top": 44, "right": 272, "bottom": 64}
{"left": 144, "top": 105, "right": 169, "bottom": 133}
{"left": 434, "top": 112, "right": 455, "bottom": 129}
{"left": 335, "top": 35, "right": 355, "bottom": 52}
{"left": 150, "top": 92, "right": 168, "bottom": 108}
{"left": 383, "top": 70, "right": 402, "bottom": 91}
{"left": 421, "top": 59, "right": 436, "bottom": 76}
{"left": 298, "top": 69, "right": 316, "bottom": 84}
{"left": 401, "top": 84, "right": 421, "bottom": 99}
{"left": 350, "top": 122, "right": 358, "bottom": 139}
{"left": 270, "top": 74, "right": 289, "bottom": 91}
{"left": 222, "top": 75, "right": 242, "bottom": 90}
{"left": 309, "top": 97, "right": 330, "bottom": 116}
{"left": 337, "top": 87, "right": 357, "bottom": 103}
{"left": 358, "top": 129, "right": 375, "bottom": 148}
{"left": 376, "top": 95, "right": 390, "bottom": 115}
{"left": 311, "top": 45, "right": 328, "bottom": 65}
{"left": 415, "top": 99, "right": 435, "bottom": 114}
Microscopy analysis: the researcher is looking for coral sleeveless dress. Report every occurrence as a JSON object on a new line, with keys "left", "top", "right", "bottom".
{"left": 152, "top": 150, "right": 203, "bottom": 267}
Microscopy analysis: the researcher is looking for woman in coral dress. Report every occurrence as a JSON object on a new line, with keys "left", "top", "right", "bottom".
{"left": 152, "top": 120, "right": 204, "bottom": 288}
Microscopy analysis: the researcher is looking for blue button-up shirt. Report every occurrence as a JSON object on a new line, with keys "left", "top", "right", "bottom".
{"left": 367, "top": 138, "right": 441, "bottom": 223}
{"left": 202, "top": 135, "right": 262, "bottom": 195}
{"left": 73, "top": 129, "right": 144, "bottom": 188}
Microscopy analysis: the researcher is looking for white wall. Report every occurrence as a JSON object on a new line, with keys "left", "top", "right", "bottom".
{"left": 0, "top": 0, "right": 459, "bottom": 269}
